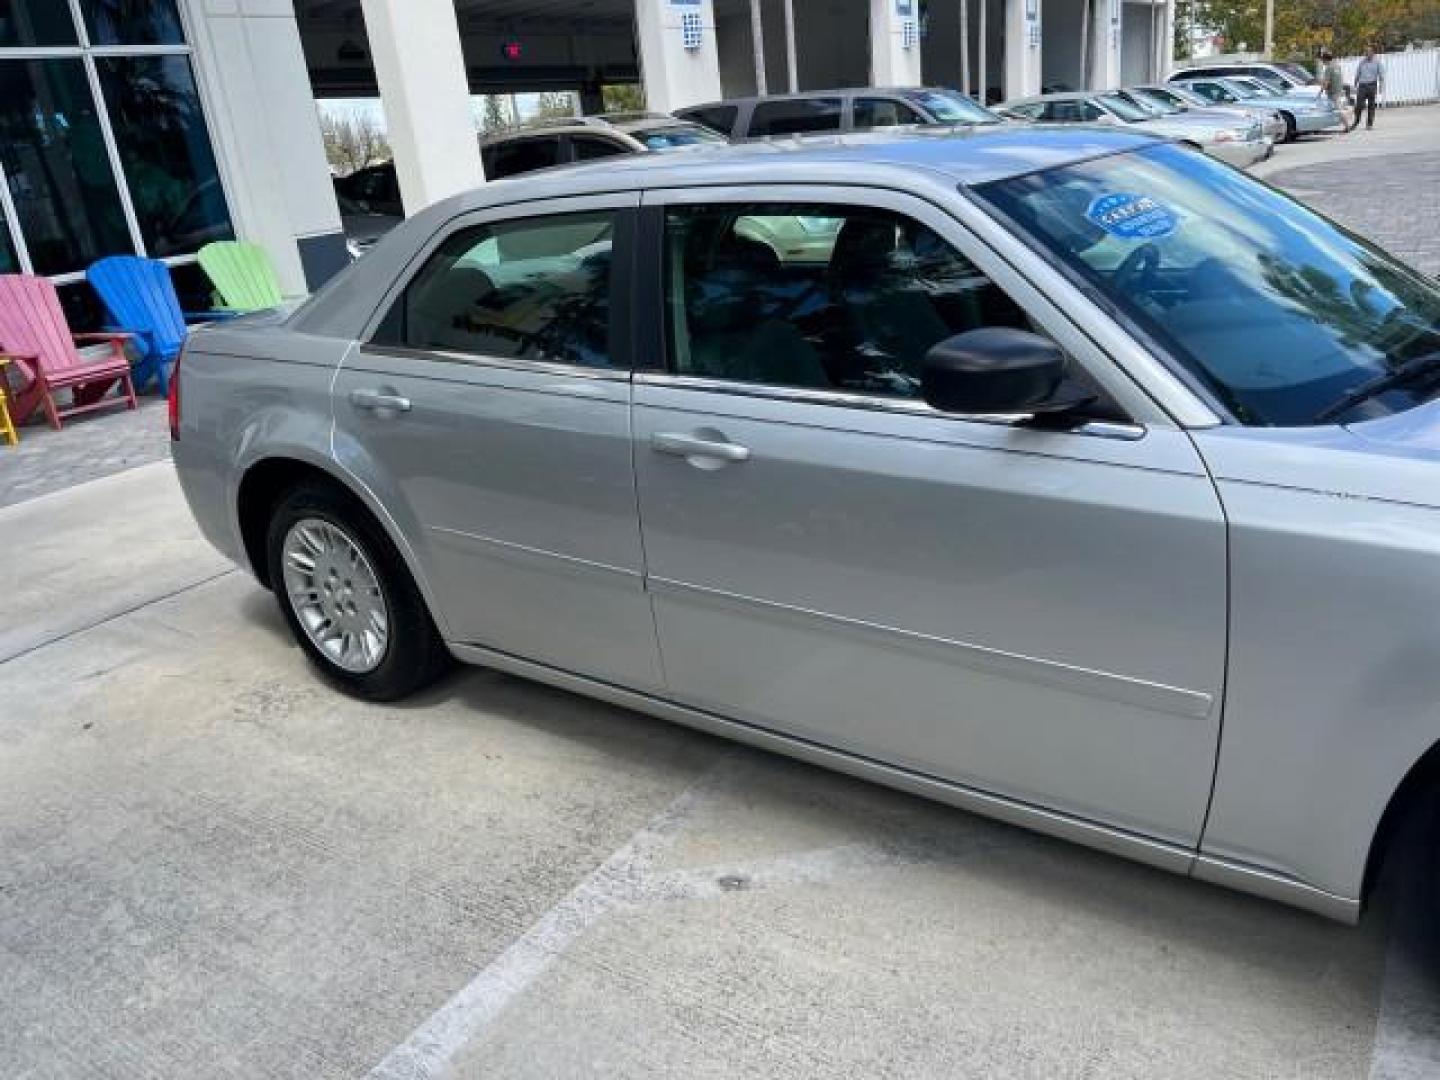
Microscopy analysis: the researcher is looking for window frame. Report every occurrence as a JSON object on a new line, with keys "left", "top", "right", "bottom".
{"left": 634, "top": 183, "right": 1152, "bottom": 428}
{"left": 0, "top": 0, "right": 234, "bottom": 283}
{"left": 359, "top": 191, "right": 640, "bottom": 381}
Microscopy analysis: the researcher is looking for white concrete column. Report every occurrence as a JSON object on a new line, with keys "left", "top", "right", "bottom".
{"left": 1089, "top": 0, "right": 1123, "bottom": 88}
{"left": 1004, "top": 0, "right": 1042, "bottom": 98}
{"left": 636, "top": 0, "right": 723, "bottom": 114}
{"left": 1158, "top": 0, "right": 1176, "bottom": 77}
{"left": 870, "top": 0, "right": 923, "bottom": 87}
{"left": 183, "top": 0, "right": 345, "bottom": 294}
{"left": 359, "top": 0, "right": 484, "bottom": 217}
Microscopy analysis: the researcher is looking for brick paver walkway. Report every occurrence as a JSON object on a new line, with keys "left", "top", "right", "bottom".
{"left": 2, "top": 145, "right": 1437, "bottom": 506}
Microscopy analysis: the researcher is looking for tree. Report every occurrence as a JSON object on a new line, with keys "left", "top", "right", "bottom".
{"left": 318, "top": 109, "right": 390, "bottom": 176}
{"left": 1183, "top": 0, "right": 1440, "bottom": 61}
{"left": 478, "top": 95, "right": 512, "bottom": 134}
{"left": 601, "top": 83, "right": 646, "bottom": 113}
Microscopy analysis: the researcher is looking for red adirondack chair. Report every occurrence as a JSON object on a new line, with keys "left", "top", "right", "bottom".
{"left": 0, "top": 274, "right": 137, "bottom": 430}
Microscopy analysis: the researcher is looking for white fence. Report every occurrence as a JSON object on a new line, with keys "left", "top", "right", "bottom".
{"left": 1340, "top": 47, "right": 1440, "bottom": 106}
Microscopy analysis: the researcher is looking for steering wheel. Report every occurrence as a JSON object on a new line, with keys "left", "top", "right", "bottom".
{"left": 1113, "top": 242, "right": 1162, "bottom": 296}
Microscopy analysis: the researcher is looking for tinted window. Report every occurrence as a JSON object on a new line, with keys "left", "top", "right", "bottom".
{"left": 1041, "top": 100, "right": 1103, "bottom": 122}
{"left": 747, "top": 98, "right": 842, "bottom": 137}
{"left": 1188, "top": 81, "right": 1231, "bottom": 103}
{"left": 0, "top": 58, "right": 131, "bottom": 275}
{"left": 853, "top": 98, "right": 923, "bottom": 129}
{"left": 79, "top": 0, "right": 183, "bottom": 45}
{"left": 94, "top": 55, "right": 234, "bottom": 257}
{"left": 678, "top": 105, "right": 738, "bottom": 136}
{"left": 571, "top": 135, "right": 629, "bottom": 162}
{"left": 976, "top": 143, "right": 1440, "bottom": 427}
{"left": 373, "top": 210, "right": 616, "bottom": 369}
{"left": 664, "top": 203, "right": 1036, "bottom": 397}
{"left": 482, "top": 137, "right": 564, "bottom": 179}
{"left": 0, "top": 0, "right": 77, "bottom": 45}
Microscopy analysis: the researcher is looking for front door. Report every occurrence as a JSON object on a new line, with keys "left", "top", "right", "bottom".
{"left": 333, "top": 193, "right": 663, "bottom": 691}
{"left": 631, "top": 188, "right": 1228, "bottom": 846}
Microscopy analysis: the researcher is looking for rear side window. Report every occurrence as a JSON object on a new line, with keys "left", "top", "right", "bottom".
{"left": 482, "top": 136, "right": 564, "bottom": 180}
{"left": 747, "top": 98, "right": 842, "bottom": 137}
{"left": 1041, "top": 100, "right": 1103, "bottom": 122}
{"left": 372, "top": 210, "right": 617, "bottom": 368}
{"left": 853, "top": 98, "right": 923, "bottom": 129}
{"left": 678, "top": 104, "right": 738, "bottom": 136}
{"left": 571, "top": 135, "right": 629, "bottom": 162}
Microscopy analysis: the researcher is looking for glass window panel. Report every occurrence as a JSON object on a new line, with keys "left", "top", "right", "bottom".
{"left": 79, "top": 0, "right": 183, "bottom": 46}
{"left": 0, "top": 0, "right": 77, "bottom": 46}
{"left": 0, "top": 58, "right": 132, "bottom": 276}
{"left": 0, "top": 210, "right": 19, "bottom": 274}
{"left": 95, "top": 55, "right": 234, "bottom": 258}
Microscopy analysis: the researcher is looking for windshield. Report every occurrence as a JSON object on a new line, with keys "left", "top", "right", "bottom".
{"left": 1097, "top": 94, "right": 1154, "bottom": 122}
{"left": 1218, "top": 78, "right": 1264, "bottom": 99}
{"left": 1275, "top": 62, "right": 1316, "bottom": 84}
{"left": 904, "top": 89, "right": 1000, "bottom": 124}
{"left": 973, "top": 143, "right": 1440, "bottom": 426}
{"left": 632, "top": 124, "right": 726, "bottom": 150}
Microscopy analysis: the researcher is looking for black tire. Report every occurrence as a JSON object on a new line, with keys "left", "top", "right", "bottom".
{"left": 1279, "top": 112, "right": 1297, "bottom": 142}
{"left": 266, "top": 479, "right": 450, "bottom": 701}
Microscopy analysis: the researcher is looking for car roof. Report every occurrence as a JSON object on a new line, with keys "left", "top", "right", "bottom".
{"left": 679, "top": 87, "right": 953, "bottom": 110}
{"left": 293, "top": 125, "right": 1165, "bottom": 338}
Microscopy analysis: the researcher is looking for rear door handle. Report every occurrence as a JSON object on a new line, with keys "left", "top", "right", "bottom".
{"left": 651, "top": 432, "right": 751, "bottom": 463}
{"left": 349, "top": 388, "right": 411, "bottom": 414}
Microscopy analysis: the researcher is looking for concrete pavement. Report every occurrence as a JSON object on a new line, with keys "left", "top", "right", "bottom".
{"left": 0, "top": 460, "right": 1433, "bottom": 1079}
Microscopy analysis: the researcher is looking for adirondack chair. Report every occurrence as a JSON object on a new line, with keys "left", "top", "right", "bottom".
{"left": 0, "top": 274, "right": 137, "bottom": 431}
{"left": 198, "top": 241, "right": 284, "bottom": 313}
{"left": 86, "top": 256, "right": 229, "bottom": 396}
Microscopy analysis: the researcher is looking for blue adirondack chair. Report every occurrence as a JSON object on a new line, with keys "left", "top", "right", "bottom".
{"left": 86, "top": 257, "right": 231, "bottom": 395}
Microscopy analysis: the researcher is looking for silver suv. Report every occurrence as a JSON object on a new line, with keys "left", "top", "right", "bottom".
{"left": 174, "top": 126, "right": 1440, "bottom": 928}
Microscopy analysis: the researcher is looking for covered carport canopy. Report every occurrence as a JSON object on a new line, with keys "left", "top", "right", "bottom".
{"left": 296, "top": 0, "right": 641, "bottom": 102}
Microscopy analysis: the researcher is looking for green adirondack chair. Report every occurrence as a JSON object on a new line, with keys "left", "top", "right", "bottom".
{"left": 198, "top": 241, "right": 285, "bottom": 313}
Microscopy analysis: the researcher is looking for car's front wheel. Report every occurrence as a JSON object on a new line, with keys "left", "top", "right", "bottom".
{"left": 1278, "top": 111, "right": 1297, "bottom": 142}
{"left": 266, "top": 480, "right": 449, "bottom": 701}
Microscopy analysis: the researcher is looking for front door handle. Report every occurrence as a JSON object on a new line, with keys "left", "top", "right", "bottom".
{"left": 349, "top": 388, "right": 411, "bottom": 414}
{"left": 651, "top": 432, "right": 751, "bottom": 463}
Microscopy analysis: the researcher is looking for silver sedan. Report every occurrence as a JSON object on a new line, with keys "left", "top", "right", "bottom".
{"left": 1000, "top": 90, "right": 1272, "bottom": 166}
{"left": 1172, "top": 75, "right": 1345, "bottom": 139}
{"left": 1127, "top": 82, "right": 1289, "bottom": 143}
{"left": 173, "top": 127, "right": 1440, "bottom": 928}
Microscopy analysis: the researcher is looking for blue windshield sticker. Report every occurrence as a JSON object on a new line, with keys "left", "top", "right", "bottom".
{"left": 1085, "top": 192, "right": 1179, "bottom": 239}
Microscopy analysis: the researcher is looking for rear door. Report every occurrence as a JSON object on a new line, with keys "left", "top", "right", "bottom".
{"left": 630, "top": 185, "right": 1229, "bottom": 847}
{"left": 332, "top": 192, "right": 663, "bottom": 689}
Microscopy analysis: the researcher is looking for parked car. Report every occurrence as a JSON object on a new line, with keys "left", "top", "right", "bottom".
{"left": 1125, "top": 83, "right": 1288, "bottom": 144}
{"left": 479, "top": 113, "right": 726, "bottom": 178}
{"left": 334, "top": 115, "right": 726, "bottom": 256}
{"left": 998, "top": 91, "right": 1271, "bottom": 166}
{"left": 674, "top": 87, "right": 1002, "bottom": 141}
{"left": 1171, "top": 75, "right": 1344, "bottom": 141}
{"left": 174, "top": 126, "right": 1440, "bottom": 928}
{"left": 1170, "top": 60, "right": 1319, "bottom": 94}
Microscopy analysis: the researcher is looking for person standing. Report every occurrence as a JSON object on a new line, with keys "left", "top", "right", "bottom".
{"left": 1350, "top": 47, "right": 1385, "bottom": 131}
{"left": 1320, "top": 51, "right": 1347, "bottom": 130}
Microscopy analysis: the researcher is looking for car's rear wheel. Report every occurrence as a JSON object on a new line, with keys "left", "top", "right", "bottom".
{"left": 266, "top": 480, "right": 450, "bottom": 701}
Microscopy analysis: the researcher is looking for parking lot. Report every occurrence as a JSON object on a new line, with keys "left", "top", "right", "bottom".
{"left": 5, "top": 109, "right": 1440, "bottom": 1079}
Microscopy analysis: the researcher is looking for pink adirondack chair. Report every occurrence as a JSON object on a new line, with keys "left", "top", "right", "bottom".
{"left": 0, "top": 274, "right": 137, "bottom": 430}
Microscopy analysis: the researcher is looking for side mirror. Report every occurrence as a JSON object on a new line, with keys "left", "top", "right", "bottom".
{"left": 921, "top": 328, "right": 1089, "bottom": 417}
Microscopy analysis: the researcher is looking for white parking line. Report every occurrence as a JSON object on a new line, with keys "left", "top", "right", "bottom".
{"left": 367, "top": 756, "right": 743, "bottom": 1080}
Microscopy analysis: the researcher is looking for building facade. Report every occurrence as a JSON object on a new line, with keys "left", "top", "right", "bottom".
{"left": 0, "top": 0, "right": 1174, "bottom": 321}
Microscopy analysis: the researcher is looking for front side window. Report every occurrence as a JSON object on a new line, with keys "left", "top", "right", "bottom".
{"left": 747, "top": 98, "right": 842, "bottom": 137}
{"left": 1189, "top": 81, "right": 1234, "bottom": 103}
{"left": 631, "top": 124, "right": 726, "bottom": 150}
{"left": 853, "top": 98, "right": 922, "bottom": 130}
{"left": 975, "top": 142, "right": 1440, "bottom": 426}
{"left": 1097, "top": 94, "right": 1152, "bottom": 122}
{"left": 664, "top": 203, "right": 1036, "bottom": 398}
{"left": 373, "top": 210, "right": 616, "bottom": 369}
{"left": 94, "top": 55, "right": 234, "bottom": 257}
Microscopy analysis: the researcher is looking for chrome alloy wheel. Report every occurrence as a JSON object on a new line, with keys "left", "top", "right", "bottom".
{"left": 281, "top": 517, "right": 390, "bottom": 674}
